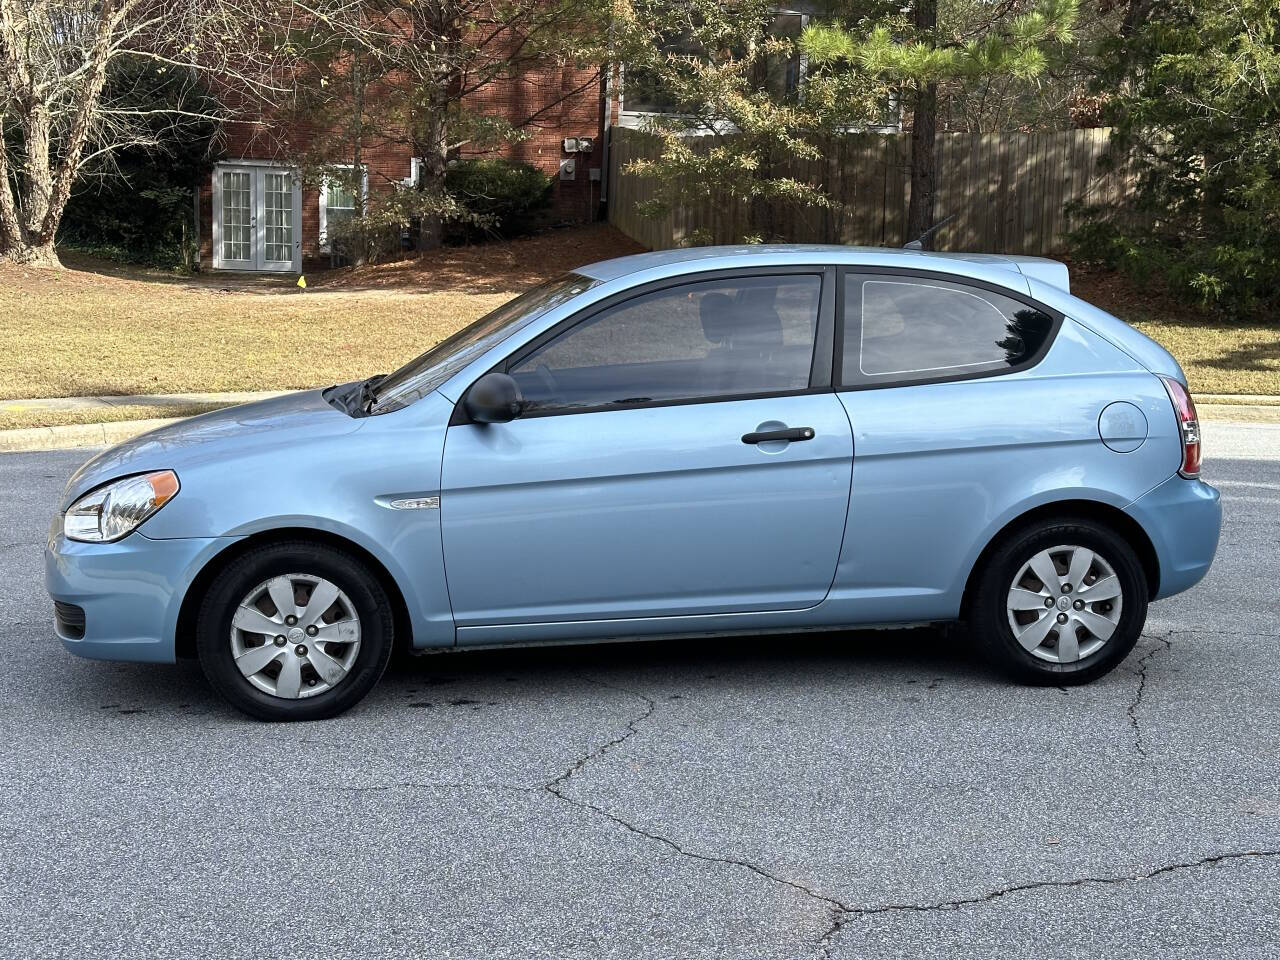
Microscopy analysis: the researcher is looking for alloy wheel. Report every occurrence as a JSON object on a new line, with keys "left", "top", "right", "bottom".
{"left": 228, "top": 573, "right": 362, "bottom": 699}
{"left": 1005, "top": 545, "right": 1124, "bottom": 664}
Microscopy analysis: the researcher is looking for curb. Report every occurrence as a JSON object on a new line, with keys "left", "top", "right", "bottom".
{"left": 0, "top": 417, "right": 187, "bottom": 454}
{"left": 1198, "top": 403, "right": 1280, "bottom": 425}
{"left": 0, "top": 390, "right": 289, "bottom": 454}
{"left": 1195, "top": 393, "right": 1280, "bottom": 406}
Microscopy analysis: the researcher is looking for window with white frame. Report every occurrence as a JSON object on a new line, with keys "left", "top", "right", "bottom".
{"left": 319, "top": 166, "right": 367, "bottom": 253}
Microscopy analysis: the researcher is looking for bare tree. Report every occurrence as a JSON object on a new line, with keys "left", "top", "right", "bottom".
{"left": 0, "top": 0, "right": 291, "bottom": 267}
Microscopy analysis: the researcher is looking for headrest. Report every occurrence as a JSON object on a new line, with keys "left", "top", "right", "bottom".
{"left": 700, "top": 292, "right": 734, "bottom": 345}
{"left": 732, "top": 285, "right": 783, "bottom": 349}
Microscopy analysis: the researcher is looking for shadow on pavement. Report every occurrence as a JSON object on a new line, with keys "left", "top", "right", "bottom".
{"left": 385, "top": 625, "right": 988, "bottom": 687}
{"left": 55, "top": 626, "right": 995, "bottom": 721}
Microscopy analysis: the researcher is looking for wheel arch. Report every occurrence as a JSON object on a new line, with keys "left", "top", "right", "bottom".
{"left": 959, "top": 499, "right": 1160, "bottom": 621}
{"left": 174, "top": 527, "right": 414, "bottom": 660}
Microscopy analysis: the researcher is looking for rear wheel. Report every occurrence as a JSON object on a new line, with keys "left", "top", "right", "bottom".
{"left": 971, "top": 518, "right": 1148, "bottom": 685}
{"left": 196, "top": 541, "right": 394, "bottom": 721}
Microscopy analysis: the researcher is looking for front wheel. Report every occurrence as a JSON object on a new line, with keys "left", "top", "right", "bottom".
{"left": 970, "top": 518, "right": 1148, "bottom": 685}
{"left": 196, "top": 541, "right": 394, "bottom": 721}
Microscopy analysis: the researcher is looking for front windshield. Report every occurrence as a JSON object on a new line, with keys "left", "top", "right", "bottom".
{"left": 371, "top": 272, "right": 599, "bottom": 413}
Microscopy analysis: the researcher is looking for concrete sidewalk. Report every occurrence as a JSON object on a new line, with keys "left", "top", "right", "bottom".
{"left": 0, "top": 388, "right": 1276, "bottom": 454}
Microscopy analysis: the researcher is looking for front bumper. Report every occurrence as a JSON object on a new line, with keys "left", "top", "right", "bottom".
{"left": 1125, "top": 475, "right": 1222, "bottom": 601}
{"left": 45, "top": 530, "right": 239, "bottom": 663}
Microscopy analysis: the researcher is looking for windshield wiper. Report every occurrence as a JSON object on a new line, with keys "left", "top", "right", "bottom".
{"left": 360, "top": 374, "right": 388, "bottom": 415}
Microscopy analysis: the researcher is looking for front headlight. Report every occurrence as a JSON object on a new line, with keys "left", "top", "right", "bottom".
{"left": 63, "top": 471, "right": 180, "bottom": 543}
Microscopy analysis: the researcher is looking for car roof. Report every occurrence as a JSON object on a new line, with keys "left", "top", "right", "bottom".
{"left": 575, "top": 244, "right": 1070, "bottom": 293}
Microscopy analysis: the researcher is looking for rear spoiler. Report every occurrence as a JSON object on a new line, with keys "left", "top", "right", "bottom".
{"left": 1013, "top": 259, "right": 1070, "bottom": 293}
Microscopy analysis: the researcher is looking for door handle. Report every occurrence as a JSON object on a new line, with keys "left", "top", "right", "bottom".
{"left": 741, "top": 426, "right": 815, "bottom": 444}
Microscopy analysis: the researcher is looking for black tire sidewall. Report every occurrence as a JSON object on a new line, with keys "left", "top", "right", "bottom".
{"left": 974, "top": 519, "right": 1148, "bottom": 685}
{"left": 196, "top": 542, "right": 394, "bottom": 721}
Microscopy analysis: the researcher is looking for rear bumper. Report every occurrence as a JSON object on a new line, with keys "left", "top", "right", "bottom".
{"left": 45, "top": 531, "right": 238, "bottom": 663}
{"left": 1125, "top": 475, "right": 1221, "bottom": 601}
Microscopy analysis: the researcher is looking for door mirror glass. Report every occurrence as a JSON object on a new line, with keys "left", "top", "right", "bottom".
{"left": 464, "top": 372, "right": 525, "bottom": 423}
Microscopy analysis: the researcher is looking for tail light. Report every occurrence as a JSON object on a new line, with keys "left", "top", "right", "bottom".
{"left": 1159, "top": 376, "right": 1201, "bottom": 478}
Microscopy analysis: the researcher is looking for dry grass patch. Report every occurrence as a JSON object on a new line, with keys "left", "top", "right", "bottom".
{"left": 1, "top": 225, "right": 643, "bottom": 402}
{"left": 1069, "top": 262, "right": 1280, "bottom": 398}
{"left": 4, "top": 227, "right": 1271, "bottom": 420}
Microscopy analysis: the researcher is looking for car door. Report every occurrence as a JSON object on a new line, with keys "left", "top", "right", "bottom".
{"left": 832, "top": 268, "right": 1081, "bottom": 620}
{"left": 439, "top": 268, "right": 853, "bottom": 634}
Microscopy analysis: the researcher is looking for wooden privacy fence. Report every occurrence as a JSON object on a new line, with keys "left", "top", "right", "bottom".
{"left": 606, "top": 126, "right": 1135, "bottom": 256}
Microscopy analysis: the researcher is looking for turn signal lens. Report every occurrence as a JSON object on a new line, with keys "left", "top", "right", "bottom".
{"left": 1159, "top": 377, "right": 1201, "bottom": 479}
{"left": 63, "top": 470, "right": 180, "bottom": 542}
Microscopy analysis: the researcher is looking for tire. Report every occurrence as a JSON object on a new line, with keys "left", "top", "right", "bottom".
{"left": 196, "top": 540, "right": 394, "bottom": 721}
{"left": 970, "top": 518, "right": 1148, "bottom": 685}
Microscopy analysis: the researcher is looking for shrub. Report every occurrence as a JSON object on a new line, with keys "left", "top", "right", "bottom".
{"left": 60, "top": 184, "right": 202, "bottom": 271}
{"left": 1069, "top": 0, "right": 1280, "bottom": 319}
{"left": 444, "top": 159, "right": 553, "bottom": 241}
{"left": 57, "top": 64, "right": 215, "bottom": 272}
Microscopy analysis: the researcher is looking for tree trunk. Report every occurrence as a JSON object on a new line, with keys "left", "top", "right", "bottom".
{"left": 905, "top": 0, "right": 939, "bottom": 249}
{"left": 416, "top": 91, "right": 450, "bottom": 251}
{"left": 0, "top": 237, "right": 61, "bottom": 267}
{"left": 0, "top": 122, "right": 60, "bottom": 267}
{"left": 351, "top": 51, "right": 367, "bottom": 266}
{"left": 414, "top": 4, "right": 459, "bottom": 253}
{"left": 1, "top": 1, "right": 114, "bottom": 270}
{"left": 906, "top": 80, "right": 938, "bottom": 248}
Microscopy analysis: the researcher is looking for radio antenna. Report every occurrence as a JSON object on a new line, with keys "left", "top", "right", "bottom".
{"left": 903, "top": 213, "right": 957, "bottom": 250}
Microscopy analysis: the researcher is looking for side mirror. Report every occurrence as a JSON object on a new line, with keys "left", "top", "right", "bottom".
{"left": 464, "top": 372, "right": 524, "bottom": 424}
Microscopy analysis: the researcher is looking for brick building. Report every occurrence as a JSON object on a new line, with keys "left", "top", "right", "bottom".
{"left": 198, "top": 59, "right": 609, "bottom": 273}
{"left": 195, "top": 5, "right": 834, "bottom": 273}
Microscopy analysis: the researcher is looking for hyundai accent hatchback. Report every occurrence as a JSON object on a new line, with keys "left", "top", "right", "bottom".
{"left": 47, "top": 246, "right": 1221, "bottom": 720}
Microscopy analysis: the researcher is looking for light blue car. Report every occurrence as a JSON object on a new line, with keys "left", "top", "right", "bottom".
{"left": 46, "top": 246, "right": 1221, "bottom": 720}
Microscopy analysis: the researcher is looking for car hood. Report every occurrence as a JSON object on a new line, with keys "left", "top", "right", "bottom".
{"left": 62, "top": 389, "right": 363, "bottom": 506}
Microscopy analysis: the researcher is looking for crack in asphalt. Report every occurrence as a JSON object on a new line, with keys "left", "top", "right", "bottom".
{"left": 555, "top": 789, "right": 853, "bottom": 917}
{"left": 542, "top": 680, "right": 856, "bottom": 927}
{"left": 1128, "top": 632, "right": 1173, "bottom": 757}
{"left": 815, "top": 850, "right": 1280, "bottom": 956}
{"left": 319, "top": 672, "right": 1280, "bottom": 960}
{"left": 538, "top": 677, "right": 1280, "bottom": 960}
{"left": 544, "top": 678, "right": 657, "bottom": 794}
{"left": 846, "top": 848, "right": 1280, "bottom": 915}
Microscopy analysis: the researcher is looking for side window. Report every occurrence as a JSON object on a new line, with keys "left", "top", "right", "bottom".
{"left": 509, "top": 274, "right": 821, "bottom": 412}
{"left": 841, "top": 274, "right": 1054, "bottom": 386}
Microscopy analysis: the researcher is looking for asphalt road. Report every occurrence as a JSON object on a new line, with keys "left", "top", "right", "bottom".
{"left": 2, "top": 421, "right": 1278, "bottom": 959}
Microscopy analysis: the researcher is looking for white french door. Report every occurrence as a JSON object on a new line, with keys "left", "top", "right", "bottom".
{"left": 212, "top": 164, "right": 302, "bottom": 272}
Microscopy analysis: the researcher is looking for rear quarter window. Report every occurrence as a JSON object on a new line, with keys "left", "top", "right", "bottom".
{"left": 841, "top": 274, "right": 1056, "bottom": 388}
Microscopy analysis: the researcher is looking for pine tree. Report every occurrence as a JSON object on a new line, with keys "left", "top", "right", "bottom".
{"left": 1070, "top": 0, "right": 1280, "bottom": 316}
{"left": 803, "top": 0, "right": 1078, "bottom": 247}
{"left": 614, "top": 0, "right": 1077, "bottom": 247}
